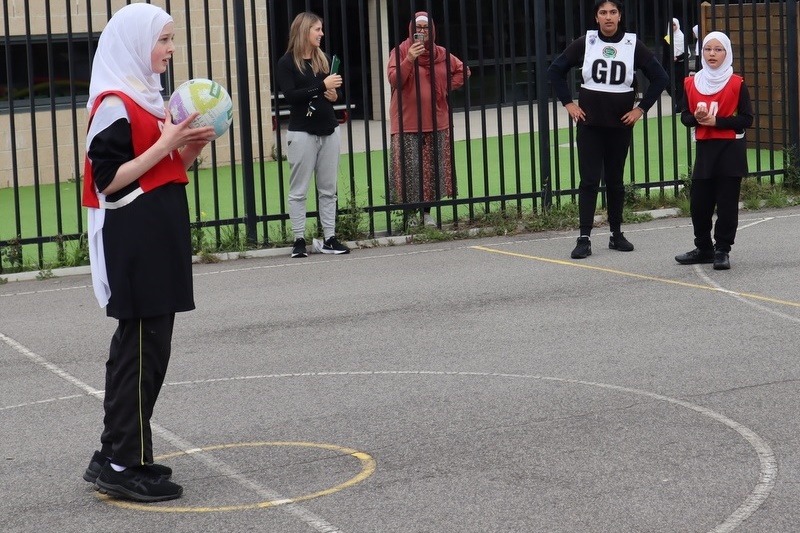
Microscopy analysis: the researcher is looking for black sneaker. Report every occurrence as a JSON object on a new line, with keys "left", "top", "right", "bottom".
{"left": 570, "top": 237, "right": 592, "bottom": 259}
{"left": 675, "top": 248, "right": 714, "bottom": 265}
{"left": 95, "top": 462, "right": 182, "bottom": 503}
{"left": 609, "top": 232, "right": 634, "bottom": 252}
{"left": 713, "top": 250, "right": 731, "bottom": 270}
{"left": 291, "top": 238, "right": 307, "bottom": 258}
{"left": 83, "top": 450, "right": 172, "bottom": 483}
{"left": 317, "top": 236, "right": 350, "bottom": 254}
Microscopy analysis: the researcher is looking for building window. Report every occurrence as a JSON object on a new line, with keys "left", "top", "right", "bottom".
{"left": 0, "top": 34, "right": 96, "bottom": 108}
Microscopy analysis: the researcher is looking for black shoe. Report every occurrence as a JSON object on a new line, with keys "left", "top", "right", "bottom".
{"left": 316, "top": 235, "right": 350, "bottom": 254}
{"left": 291, "top": 238, "right": 307, "bottom": 258}
{"left": 571, "top": 237, "right": 592, "bottom": 259}
{"left": 675, "top": 248, "right": 714, "bottom": 265}
{"left": 713, "top": 250, "right": 731, "bottom": 270}
{"left": 95, "top": 462, "right": 182, "bottom": 502}
{"left": 83, "top": 450, "right": 172, "bottom": 483}
{"left": 609, "top": 232, "right": 634, "bottom": 252}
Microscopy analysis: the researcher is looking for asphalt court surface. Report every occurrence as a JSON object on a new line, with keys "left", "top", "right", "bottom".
{"left": 2, "top": 207, "right": 800, "bottom": 532}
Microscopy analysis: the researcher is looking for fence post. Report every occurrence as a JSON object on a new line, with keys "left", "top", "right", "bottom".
{"left": 233, "top": 0, "right": 257, "bottom": 244}
{"left": 534, "top": 0, "right": 552, "bottom": 208}
{"left": 788, "top": 0, "right": 800, "bottom": 150}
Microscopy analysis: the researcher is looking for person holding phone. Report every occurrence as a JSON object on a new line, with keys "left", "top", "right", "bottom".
{"left": 387, "top": 11, "right": 469, "bottom": 228}
{"left": 275, "top": 11, "right": 348, "bottom": 258}
{"left": 547, "top": 0, "right": 667, "bottom": 259}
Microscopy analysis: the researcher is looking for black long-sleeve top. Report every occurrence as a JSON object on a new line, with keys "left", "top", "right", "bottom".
{"left": 548, "top": 30, "right": 669, "bottom": 128}
{"left": 275, "top": 52, "right": 342, "bottom": 136}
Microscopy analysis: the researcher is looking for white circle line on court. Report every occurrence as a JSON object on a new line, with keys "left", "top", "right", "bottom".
{"left": 164, "top": 369, "right": 774, "bottom": 532}
{"left": 0, "top": 345, "right": 776, "bottom": 531}
{"left": 0, "top": 332, "right": 347, "bottom": 533}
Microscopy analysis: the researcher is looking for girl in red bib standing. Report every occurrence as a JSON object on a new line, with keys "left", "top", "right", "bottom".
{"left": 81, "top": 3, "right": 215, "bottom": 502}
{"left": 675, "top": 31, "right": 753, "bottom": 270}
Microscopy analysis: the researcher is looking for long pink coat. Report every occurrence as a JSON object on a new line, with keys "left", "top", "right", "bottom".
{"left": 387, "top": 12, "right": 469, "bottom": 134}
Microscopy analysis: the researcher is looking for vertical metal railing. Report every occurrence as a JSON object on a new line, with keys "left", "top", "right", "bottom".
{"left": 0, "top": 0, "right": 797, "bottom": 271}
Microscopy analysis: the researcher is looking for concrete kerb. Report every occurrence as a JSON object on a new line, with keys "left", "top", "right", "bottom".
{"left": 0, "top": 207, "right": 684, "bottom": 284}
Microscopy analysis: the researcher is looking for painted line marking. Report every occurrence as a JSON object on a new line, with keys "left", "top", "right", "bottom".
{"left": 104, "top": 442, "right": 376, "bottom": 513}
{"left": 0, "top": 332, "right": 777, "bottom": 532}
{"left": 470, "top": 245, "right": 800, "bottom": 309}
{"left": 0, "top": 332, "right": 351, "bottom": 531}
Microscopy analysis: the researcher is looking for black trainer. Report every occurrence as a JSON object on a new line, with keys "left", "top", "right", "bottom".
{"left": 95, "top": 462, "right": 182, "bottom": 502}
{"left": 83, "top": 450, "right": 172, "bottom": 483}
{"left": 713, "top": 250, "right": 731, "bottom": 270}
{"left": 318, "top": 236, "right": 350, "bottom": 254}
{"left": 291, "top": 238, "right": 307, "bottom": 258}
{"left": 675, "top": 248, "right": 714, "bottom": 265}
{"left": 570, "top": 236, "right": 592, "bottom": 259}
{"left": 609, "top": 232, "right": 634, "bottom": 252}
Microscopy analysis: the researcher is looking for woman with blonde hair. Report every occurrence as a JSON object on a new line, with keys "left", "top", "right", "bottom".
{"left": 276, "top": 12, "right": 348, "bottom": 257}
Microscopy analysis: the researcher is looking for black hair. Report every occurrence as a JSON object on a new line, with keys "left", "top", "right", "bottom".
{"left": 594, "top": 0, "right": 623, "bottom": 16}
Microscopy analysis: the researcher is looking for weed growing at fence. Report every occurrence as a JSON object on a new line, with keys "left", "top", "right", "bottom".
{"left": 336, "top": 191, "right": 367, "bottom": 241}
{"left": 783, "top": 145, "right": 800, "bottom": 191}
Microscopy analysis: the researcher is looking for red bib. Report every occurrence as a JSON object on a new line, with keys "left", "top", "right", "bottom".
{"left": 83, "top": 91, "right": 187, "bottom": 208}
{"left": 683, "top": 75, "right": 743, "bottom": 140}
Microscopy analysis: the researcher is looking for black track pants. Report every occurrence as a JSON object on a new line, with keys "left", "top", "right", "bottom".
{"left": 689, "top": 176, "right": 742, "bottom": 252}
{"left": 100, "top": 314, "right": 175, "bottom": 467}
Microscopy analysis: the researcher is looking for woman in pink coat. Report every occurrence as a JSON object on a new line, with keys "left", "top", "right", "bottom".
{"left": 387, "top": 11, "right": 469, "bottom": 226}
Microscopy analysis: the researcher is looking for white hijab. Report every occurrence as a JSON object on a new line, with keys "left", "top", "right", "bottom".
{"left": 692, "top": 25, "right": 699, "bottom": 56}
{"left": 693, "top": 31, "right": 734, "bottom": 95}
{"left": 87, "top": 3, "right": 173, "bottom": 118}
{"left": 85, "top": 3, "right": 173, "bottom": 309}
{"left": 670, "top": 18, "right": 685, "bottom": 59}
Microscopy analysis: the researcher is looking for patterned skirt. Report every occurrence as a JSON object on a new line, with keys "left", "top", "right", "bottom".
{"left": 389, "top": 129, "right": 454, "bottom": 204}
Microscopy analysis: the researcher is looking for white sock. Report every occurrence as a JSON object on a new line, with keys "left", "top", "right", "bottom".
{"left": 110, "top": 463, "right": 127, "bottom": 472}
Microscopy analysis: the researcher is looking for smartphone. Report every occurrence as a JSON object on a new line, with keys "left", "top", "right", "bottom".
{"left": 330, "top": 54, "right": 341, "bottom": 74}
{"left": 413, "top": 33, "right": 425, "bottom": 42}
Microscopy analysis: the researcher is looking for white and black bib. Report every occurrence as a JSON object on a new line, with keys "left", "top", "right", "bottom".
{"left": 581, "top": 30, "right": 636, "bottom": 93}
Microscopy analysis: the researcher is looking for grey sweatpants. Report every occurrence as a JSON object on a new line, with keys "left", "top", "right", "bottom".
{"left": 285, "top": 128, "right": 341, "bottom": 240}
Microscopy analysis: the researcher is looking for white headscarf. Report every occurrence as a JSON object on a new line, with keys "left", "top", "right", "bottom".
{"left": 693, "top": 31, "right": 734, "bottom": 95}
{"left": 670, "top": 18, "right": 685, "bottom": 59}
{"left": 692, "top": 25, "right": 699, "bottom": 56}
{"left": 87, "top": 3, "right": 173, "bottom": 118}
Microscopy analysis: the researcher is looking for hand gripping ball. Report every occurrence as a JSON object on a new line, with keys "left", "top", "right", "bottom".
{"left": 168, "top": 78, "right": 233, "bottom": 140}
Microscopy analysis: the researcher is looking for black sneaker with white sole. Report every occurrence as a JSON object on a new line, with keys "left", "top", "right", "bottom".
{"left": 318, "top": 236, "right": 350, "bottom": 254}
{"left": 95, "top": 462, "right": 182, "bottom": 502}
{"left": 83, "top": 450, "right": 172, "bottom": 484}
{"left": 291, "top": 238, "right": 308, "bottom": 258}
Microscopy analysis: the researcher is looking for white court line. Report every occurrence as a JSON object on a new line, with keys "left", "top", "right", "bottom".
{"left": 168, "top": 370, "right": 775, "bottom": 533}
{"left": 0, "top": 333, "right": 777, "bottom": 531}
{"left": 0, "top": 332, "right": 346, "bottom": 532}
{"left": 690, "top": 214, "right": 800, "bottom": 323}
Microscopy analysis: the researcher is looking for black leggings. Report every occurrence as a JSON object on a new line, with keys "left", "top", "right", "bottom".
{"left": 689, "top": 176, "right": 743, "bottom": 252}
{"left": 576, "top": 125, "right": 633, "bottom": 236}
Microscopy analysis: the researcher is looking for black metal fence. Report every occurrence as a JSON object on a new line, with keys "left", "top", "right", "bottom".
{"left": 1, "top": 0, "right": 797, "bottom": 271}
